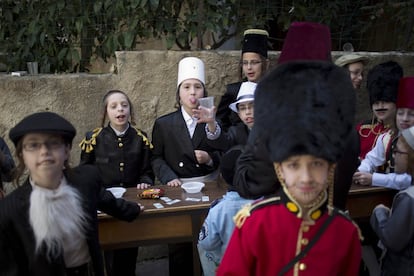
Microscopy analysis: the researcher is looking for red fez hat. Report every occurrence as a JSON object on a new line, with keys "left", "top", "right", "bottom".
{"left": 278, "top": 22, "right": 332, "bottom": 64}
{"left": 397, "top": 77, "right": 414, "bottom": 109}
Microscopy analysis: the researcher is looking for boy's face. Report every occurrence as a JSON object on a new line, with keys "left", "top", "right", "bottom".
{"left": 396, "top": 108, "right": 414, "bottom": 131}
{"left": 393, "top": 138, "right": 410, "bottom": 174}
{"left": 372, "top": 101, "right": 396, "bottom": 124}
{"left": 241, "top": 52, "right": 264, "bottom": 82}
{"left": 347, "top": 62, "right": 364, "bottom": 89}
{"left": 237, "top": 101, "right": 254, "bottom": 129}
{"left": 179, "top": 79, "right": 205, "bottom": 114}
{"left": 106, "top": 92, "right": 131, "bottom": 130}
{"left": 274, "top": 155, "right": 332, "bottom": 207}
{"left": 21, "top": 133, "right": 69, "bottom": 189}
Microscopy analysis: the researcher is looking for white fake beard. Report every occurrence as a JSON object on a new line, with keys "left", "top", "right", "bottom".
{"left": 29, "top": 180, "right": 89, "bottom": 260}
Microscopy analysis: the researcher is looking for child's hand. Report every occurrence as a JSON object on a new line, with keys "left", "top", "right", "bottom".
{"left": 167, "top": 178, "right": 182, "bottom": 187}
{"left": 136, "top": 183, "right": 151, "bottom": 189}
{"left": 193, "top": 106, "right": 216, "bottom": 124}
{"left": 194, "top": 150, "right": 211, "bottom": 164}
{"left": 353, "top": 171, "right": 372, "bottom": 186}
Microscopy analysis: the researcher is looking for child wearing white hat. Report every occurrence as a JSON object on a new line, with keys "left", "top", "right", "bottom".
{"left": 197, "top": 81, "right": 256, "bottom": 276}
{"left": 152, "top": 56, "right": 220, "bottom": 187}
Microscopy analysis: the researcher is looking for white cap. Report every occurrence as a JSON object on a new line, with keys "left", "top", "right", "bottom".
{"left": 177, "top": 57, "right": 205, "bottom": 87}
{"left": 229, "top": 82, "right": 257, "bottom": 112}
{"left": 402, "top": 126, "right": 414, "bottom": 150}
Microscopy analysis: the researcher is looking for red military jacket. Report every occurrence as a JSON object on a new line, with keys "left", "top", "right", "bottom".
{"left": 357, "top": 120, "right": 389, "bottom": 160}
{"left": 217, "top": 194, "right": 362, "bottom": 276}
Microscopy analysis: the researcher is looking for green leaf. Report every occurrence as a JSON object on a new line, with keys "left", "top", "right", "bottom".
{"left": 94, "top": 1, "right": 103, "bottom": 13}
{"left": 149, "top": 0, "right": 159, "bottom": 10}
{"left": 58, "top": 48, "right": 68, "bottom": 60}
{"left": 123, "top": 31, "right": 135, "bottom": 49}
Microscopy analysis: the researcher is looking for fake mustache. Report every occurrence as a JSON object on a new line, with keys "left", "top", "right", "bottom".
{"left": 374, "top": 108, "right": 388, "bottom": 112}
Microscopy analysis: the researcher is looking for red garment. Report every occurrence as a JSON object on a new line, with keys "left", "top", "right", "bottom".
{"left": 356, "top": 121, "right": 388, "bottom": 160}
{"left": 217, "top": 202, "right": 361, "bottom": 276}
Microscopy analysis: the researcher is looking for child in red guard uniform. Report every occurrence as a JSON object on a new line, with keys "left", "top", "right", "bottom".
{"left": 217, "top": 61, "right": 362, "bottom": 276}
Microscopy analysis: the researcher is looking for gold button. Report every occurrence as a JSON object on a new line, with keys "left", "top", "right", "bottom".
{"left": 120, "top": 183, "right": 124, "bottom": 186}
{"left": 302, "top": 225, "right": 310, "bottom": 232}
{"left": 301, "top": 238, "right": 309, "bottom": 246}
{"left": 299, "top": 263, "right": 306, "bottom": 271}
{"left": 120, "top": 167, "right": 124, "bottom": 172}
{"left": 120, "top": 162, "right": 124, "bottom": 167}
{"left": 179, "top": 162, "right": 184, "bottom": 167}
{"left": 118, "top": 137, "right": 122, "bottom": 141}
{"left": 196, "top": 164, "right": 200, "bottom": 168}
{"left": 118, "top": 142, "right": 123, "bottom": 147}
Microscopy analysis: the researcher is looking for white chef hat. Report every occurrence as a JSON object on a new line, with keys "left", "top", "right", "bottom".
{"left": 177, "top": 57, "right": 205, "bottom": 87}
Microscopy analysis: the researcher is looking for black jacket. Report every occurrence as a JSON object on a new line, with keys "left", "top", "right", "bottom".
{"left": 216, "top": 82, "right": 243, "bottom": 131}
{"left": 151, "top": 110, "right": 221, "bottom": 184}
{"left": 80, "top": 126, "right": 154, "bottom": 187}
{"left": 0, "top": 165, "right": 140, "bottom": 276}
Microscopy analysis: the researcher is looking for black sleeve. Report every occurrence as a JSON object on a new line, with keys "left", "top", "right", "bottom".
{"left": 334, "top": 129, "right": 360, "bottom": 210}
{"left": 216, "top": 83, "right": 242, "bottom": 131}
{"left": 0, "top": 138, "right": 15, "bottom": 183}
{"left": 233, "top": 138, "right": 280, "bottom": 199}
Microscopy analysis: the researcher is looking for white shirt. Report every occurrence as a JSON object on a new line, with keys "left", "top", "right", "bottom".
{"left": 181, "top": 106, "right": 197, "bottom": 138}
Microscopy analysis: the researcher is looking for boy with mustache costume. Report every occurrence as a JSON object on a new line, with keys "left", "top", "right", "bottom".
{"left": 357, "top": 61, "right": 403, "bottom": 160}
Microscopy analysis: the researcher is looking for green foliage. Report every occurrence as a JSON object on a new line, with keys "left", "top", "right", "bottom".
{"left": 0, "top": 0, "right": 413, "bottom": 73}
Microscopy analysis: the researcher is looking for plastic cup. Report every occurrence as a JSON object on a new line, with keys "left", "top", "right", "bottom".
{"left": 198, "top": 96, "right": 214, "bottom": 119}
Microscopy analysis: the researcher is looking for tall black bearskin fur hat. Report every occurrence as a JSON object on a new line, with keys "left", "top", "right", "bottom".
{"left": 254, "top": 61, "right": 356, "bottom": 163}
{"left": 367, "top": 61, "right": 403, "bottom": 107}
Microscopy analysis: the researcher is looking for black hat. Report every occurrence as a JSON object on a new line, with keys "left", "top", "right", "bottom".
{"left": 367, "top": 61, "right": 403, "bottom": 107}
{"left": 9, "top": 112, "right": 76, "bottom": 146}
{"left": 242, "top": 29, "right": 269, "bottom": 58}
{"left": 254, "top": 61, "right": 355, "bottom": 163}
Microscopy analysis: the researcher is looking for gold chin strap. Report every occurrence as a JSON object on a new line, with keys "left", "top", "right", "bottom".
{"left": 274, "top": 162, "right": 336, "bottom": 218}
{"left": 327, "top": 164, "right": 336, "bottom": 215}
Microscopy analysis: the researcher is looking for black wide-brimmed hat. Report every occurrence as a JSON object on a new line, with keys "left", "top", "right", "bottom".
{"left": 254, "top": 61, "right": 355, "bottom": 163}
{"left": 9, "top": 111, "right": 76, "bottom": 146}
{"left": 367, "top": 61, "right": 403, "bottom": 107}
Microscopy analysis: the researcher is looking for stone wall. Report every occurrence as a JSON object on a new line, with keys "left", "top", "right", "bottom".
{"left": 1, "top": 50, "right": 414, "bottom": 165}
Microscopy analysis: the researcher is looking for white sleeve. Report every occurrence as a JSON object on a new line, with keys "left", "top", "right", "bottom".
{"left": 358, "top": 133, "right": 386, "bottom": 173}
{"left": 372, "top": 173, "right": 412, "bottom": 190}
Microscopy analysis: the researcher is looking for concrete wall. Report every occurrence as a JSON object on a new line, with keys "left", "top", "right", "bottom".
{"left": 1, "top": 50, "right": 414, "bottom": 166}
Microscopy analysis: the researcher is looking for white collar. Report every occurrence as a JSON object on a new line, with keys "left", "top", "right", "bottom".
{"left": 110, "top": 123, "right": 129, "bottom": 136}
{"left": 181, "top": 106, "right": 195, "bottom": 124}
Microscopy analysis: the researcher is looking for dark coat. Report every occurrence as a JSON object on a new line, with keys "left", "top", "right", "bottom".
{"left": 0, "top": 137, "right": 15, "bottom": 188}
{"left": 216, "top": 82, "right": 243, "bottom": 131}
{"left": 0, "top": 165, "right": 140, "bottom": 276}
{"left": 371, "top": 186, "right": 414, "bottom": 276}
{"left": 151, "top": 110, "right": 221, "bottom": 184}
{"left": 207, "top": 122, "right": 250, "bottom": 152}
{"left": 80, "top": 126, "right": 154, "bottom": 187}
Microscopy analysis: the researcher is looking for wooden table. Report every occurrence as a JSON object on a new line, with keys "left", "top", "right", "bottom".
{"left": 346, "top": 184, "right": 396, "bottom": 220}
{"left": 99, "top": 182, "right": 396, "bottom": 276}
{"left": 99, "top": 181, "right": 227, "bottom": 276}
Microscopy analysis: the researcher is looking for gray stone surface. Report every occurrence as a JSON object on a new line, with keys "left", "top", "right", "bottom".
{"left": 1, "top": 50, "right": 414, "bottom": 165}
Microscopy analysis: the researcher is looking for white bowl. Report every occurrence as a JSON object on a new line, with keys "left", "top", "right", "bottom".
{"left": 106, "top": 187, "right": 126, "bottom": 198}
{"left": 181, "top": 182, "right": 205, "bottom": 193}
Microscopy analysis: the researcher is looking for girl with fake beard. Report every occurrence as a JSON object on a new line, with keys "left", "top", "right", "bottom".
{"left": 0, "top": 111, "right": 141, "bottom": 276}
